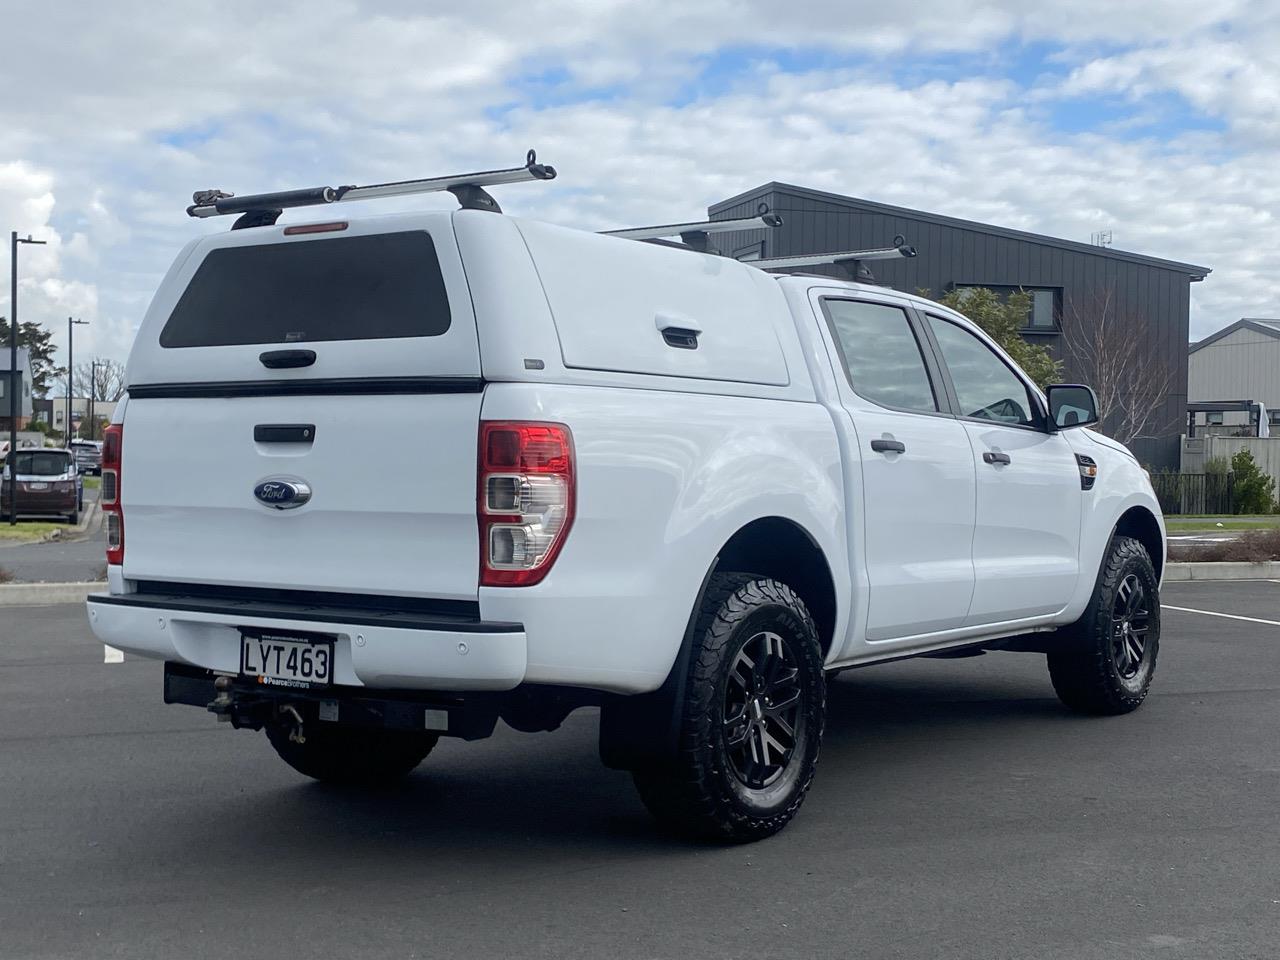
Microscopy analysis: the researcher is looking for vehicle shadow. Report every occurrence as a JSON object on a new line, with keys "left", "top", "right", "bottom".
{"left": 187, "top": 658, "right": 1077, "bottom": 862}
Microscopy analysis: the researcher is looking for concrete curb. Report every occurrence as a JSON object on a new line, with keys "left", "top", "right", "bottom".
{"left": 0, "top": 582, "right": 102, "bottom": 606}
{"left": 1164, "top": 561, "right": 1280, "bottom": 581}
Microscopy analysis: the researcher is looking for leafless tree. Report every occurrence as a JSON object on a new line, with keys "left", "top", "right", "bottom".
{"left": 73, "top": 358, "right": 126, "bottom": 402}
{"left": 1064, "top": 287, "right": 1176, "bottom": 446}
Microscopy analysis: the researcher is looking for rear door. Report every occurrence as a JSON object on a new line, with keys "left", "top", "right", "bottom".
{"left": 121, "top": 214, "right": 483, "bottom": 600}
{"left": 817, "top": 294, "right": 978, "bottom": 643}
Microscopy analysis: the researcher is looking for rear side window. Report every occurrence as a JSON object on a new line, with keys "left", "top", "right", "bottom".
{"left": 823, "top": 299, "right": 939, "bottom": 413}
{"left": 160, "top": 231, "right": 451, "bottom": 348}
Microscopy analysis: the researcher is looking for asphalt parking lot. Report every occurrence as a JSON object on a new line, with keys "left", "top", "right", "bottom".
{"left": 2, "top": 580, "right": 1278, "bottom": 959}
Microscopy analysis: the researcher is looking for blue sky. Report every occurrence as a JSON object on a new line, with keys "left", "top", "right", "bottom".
{"left": 0, "top": 0, "right": 1276, "bottom": 365}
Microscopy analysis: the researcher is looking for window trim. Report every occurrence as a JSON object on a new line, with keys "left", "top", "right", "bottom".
{"left": 921, "top": 312, "right": 1050, "bottom": 433}
{"left": 818, "top": 297, "right": 952, "bottom": 419}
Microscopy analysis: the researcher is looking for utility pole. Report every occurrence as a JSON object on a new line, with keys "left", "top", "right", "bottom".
{"left": 88, "top": 360, "right": 97, "bottom": 440}
{"left": 8, "top": 231, "right": 46, "bottom": 525}
{"left": 68, "top": 317, "right": 87, "bottom": 444}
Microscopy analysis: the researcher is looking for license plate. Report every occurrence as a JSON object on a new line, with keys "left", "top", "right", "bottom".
{"left": 26, "top": 482, "right": 48, "bottom": 491}
{"left": 240, "top": 631, "right": 334, "bottom": 688}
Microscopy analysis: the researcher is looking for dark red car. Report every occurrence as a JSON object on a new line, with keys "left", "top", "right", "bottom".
{"left": 0, "top": 448, "right": 83, "bottom": 523}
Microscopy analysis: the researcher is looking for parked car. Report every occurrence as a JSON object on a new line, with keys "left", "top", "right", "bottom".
{"left": 69, "top": 440, "right": 103, "bottom": 476}
{"left": 1, "top": 448, "right": 83, "bottom": 523}
{"left": 86, "top": 180, "right": 1166, "bottom": 842}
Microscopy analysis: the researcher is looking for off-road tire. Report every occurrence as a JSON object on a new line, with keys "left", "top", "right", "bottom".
{"left": 1048, "top": 535, "right": 1160, "bottom": 715}
{"left": 632, "top": 574, "right": 826, "bottom": 842}
{"left": 266, "top": 723, "right": 438, "bottom": 784}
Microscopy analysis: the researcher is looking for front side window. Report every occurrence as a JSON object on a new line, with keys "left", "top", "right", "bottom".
{"left": 823, "top": 300, "right": 938, "bottom": 413}
{"left": 929, "top": 317, "right": 1042, "bottom": 428}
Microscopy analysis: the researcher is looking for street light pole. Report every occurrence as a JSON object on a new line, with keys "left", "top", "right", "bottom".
{"left": 7, "top": 231, "right": 47, "bottom": 525}
{"left": 88, "top": 360, "right": 97, "bottom": 440}
{"left": 68, "top": 317, "right": 88, "bottom": 444}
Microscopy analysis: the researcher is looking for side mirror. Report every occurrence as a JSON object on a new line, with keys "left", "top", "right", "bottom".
{"left": 1046, "top": 384, "right": 1099, "bottom": 430}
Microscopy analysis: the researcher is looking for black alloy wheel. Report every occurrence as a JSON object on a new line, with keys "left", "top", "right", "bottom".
{"left": 1110, "top": 573, "right": 1151, "bottom": 680}
{"left": 723, "top": 630, "right": 805, "bottom": 790}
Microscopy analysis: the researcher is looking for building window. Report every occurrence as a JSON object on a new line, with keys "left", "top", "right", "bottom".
{"left": 1206, "top": 411, "right": 1224, "bottom": 425}
{"left": 1269, "top": 411, "right": 1280, "bottom": 426}
{"left": 733, "top": 241, "right": 764, "bottom": 262}
{"left": 954, "top": 285, "right": 1061, "bottom": 332}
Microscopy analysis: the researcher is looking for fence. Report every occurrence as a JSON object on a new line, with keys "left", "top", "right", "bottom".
{"left": 1150, "top": 472, "right": 1234, "bottom": 515}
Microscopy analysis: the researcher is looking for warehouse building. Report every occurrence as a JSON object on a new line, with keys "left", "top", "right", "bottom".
{"left": 1187, "top": 318, "right": 1280, "bottom": 435}
{"left": 709, "top": 183, "right": 1211, "bottom": 468}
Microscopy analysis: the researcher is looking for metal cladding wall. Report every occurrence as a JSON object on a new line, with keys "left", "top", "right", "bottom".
{"left": 710, "top": 184, "right": 1209, "bottom": 469}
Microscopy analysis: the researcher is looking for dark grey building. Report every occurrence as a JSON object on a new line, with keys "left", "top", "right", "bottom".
{"left": 1, "top": 346, "right": 34, "bottom": 431}
{"left": 709, "top": 183, "right": 1210, "bottom": 468}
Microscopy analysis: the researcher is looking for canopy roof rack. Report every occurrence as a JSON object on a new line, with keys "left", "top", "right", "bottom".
{"left": 601, "top": 203, "right": 783, "bottom": 254}
{"left": 187, "top": 149, "right": 556, "bottom": 230}
{"left": 754, "top": 236, "right": 918, "bottom": 282}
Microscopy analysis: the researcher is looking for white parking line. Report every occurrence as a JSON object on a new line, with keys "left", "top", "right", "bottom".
{"left": 1162, "top": 605, "right": 1280, "bottom": 627}
{"left": 103, "top": 645, "right": 124, "bottom": 663}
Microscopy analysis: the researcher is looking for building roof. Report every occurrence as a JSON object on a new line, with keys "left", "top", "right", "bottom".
{"left": 711, "top": 182, "right": 1212, "bottom": 280}
{"left": 1190, "top": 318, "right": 1280, "bottom": 353}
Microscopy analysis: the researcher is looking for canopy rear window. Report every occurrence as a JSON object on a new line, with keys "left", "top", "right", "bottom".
{"left": 160, "top": 231, "right": 451, "bottom": 348}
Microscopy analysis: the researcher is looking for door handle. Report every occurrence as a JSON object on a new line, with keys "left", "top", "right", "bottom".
{"left": 254, "top": 424, "right": 316, "bottom": 444}
{"left": 259, "top": 349, "right": 317, "bottom": 369}
{"left": 983, "top": 451, "right": 1012, "bottom": 465}
{"left": 870, "top": 439, "right": 906, "bottom": 455}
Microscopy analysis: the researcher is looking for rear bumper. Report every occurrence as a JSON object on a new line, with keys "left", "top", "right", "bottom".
{"left": 86, "top": 591, "right": 526, "bottom": 691}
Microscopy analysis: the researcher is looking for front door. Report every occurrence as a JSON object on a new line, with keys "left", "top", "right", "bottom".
{"left": 925, "top": 314, "right": 1083, "bottom": 623}
{"left": 819, "top": 297, "right": 977, "bottom": 642}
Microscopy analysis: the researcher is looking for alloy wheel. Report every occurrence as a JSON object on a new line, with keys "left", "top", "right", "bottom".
{"left": 722, "top": 630, "right": 804, "bottom": 789}
{"left": 1111, "top": 573, "right": 1151, "bottom": 680}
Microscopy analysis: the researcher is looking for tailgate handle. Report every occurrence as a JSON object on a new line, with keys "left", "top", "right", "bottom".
{"left": 254, "top": 424, "right": 316, "bottom": 444}
{"left": 259, "top": 349, "right": 317, "bottom": 369}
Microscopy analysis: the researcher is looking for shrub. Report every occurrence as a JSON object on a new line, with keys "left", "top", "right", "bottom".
{"left": 1231, "top": 450, "right": 1277, "bottom": 515}
{"left": 1204, "top": 456, "right": 1230, "bottom": 476}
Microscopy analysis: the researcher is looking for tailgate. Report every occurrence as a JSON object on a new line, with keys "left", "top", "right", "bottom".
{"left": 120, "top": 213, "right": 483, "bottom": 600}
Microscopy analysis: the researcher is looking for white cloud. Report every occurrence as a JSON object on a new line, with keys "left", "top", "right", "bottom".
{"left": 2, "top": 0, "right": 1279, "bottom": 373}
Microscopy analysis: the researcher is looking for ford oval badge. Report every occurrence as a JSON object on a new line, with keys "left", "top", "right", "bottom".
{"left": 253, "top": 478, "right": 312, "bottom": 510}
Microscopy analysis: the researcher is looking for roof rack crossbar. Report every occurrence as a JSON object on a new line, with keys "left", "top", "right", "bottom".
{"left": 602, "top": 208, "right": 783, "bottom": 242}
{"left": 753, "top": 236, "right": 917, "bottom": 281}
{"left": 186, "top": 150, "right": 556, "bottom": 225}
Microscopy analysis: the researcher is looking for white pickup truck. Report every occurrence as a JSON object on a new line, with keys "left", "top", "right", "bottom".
{"left": 88, "top": 160, "right": 1165, "bottom": 842}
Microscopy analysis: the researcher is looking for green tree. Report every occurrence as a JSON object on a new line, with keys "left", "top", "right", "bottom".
{"left": 1230, "top": 449, "right": 1277, "bottom": 515}
{"left": 0, "top": 316, "right": 66, "bottom": 398}
{"left": 932, "top": 287, "right": 1063, "bottom": 388}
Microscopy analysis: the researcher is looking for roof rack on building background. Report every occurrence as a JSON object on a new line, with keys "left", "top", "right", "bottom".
{"left": 754, "top": 235, "right": 917, "bottom": 282}
{"left": 186, "top": 150, "right": 557, "bottom": 230}
{"left": 601, "top": 203, "right": 783, "bottom": 254}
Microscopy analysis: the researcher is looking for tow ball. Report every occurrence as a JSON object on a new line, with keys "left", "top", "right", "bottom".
{"left": 204, "top": 675, "right": 282, "bottom": 731}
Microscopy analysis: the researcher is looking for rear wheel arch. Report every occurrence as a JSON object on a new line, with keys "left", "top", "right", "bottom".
{"left": 711, "top": 516, "right": 838, "bottom": 659}
{"left": 599, "top": 515, "right": 838, "bottom": 772}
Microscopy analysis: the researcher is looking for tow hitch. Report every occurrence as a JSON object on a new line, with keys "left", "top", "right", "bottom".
{"left": 166, "top": 662, "right": 501, "bottom": 740}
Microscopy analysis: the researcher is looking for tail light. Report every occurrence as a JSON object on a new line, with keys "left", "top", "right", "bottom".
{"left": 478, "top": 422, "right": 574, "bottom": 586}
{"left": 102, "top": 424, "right": 124, "bottom": 565}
